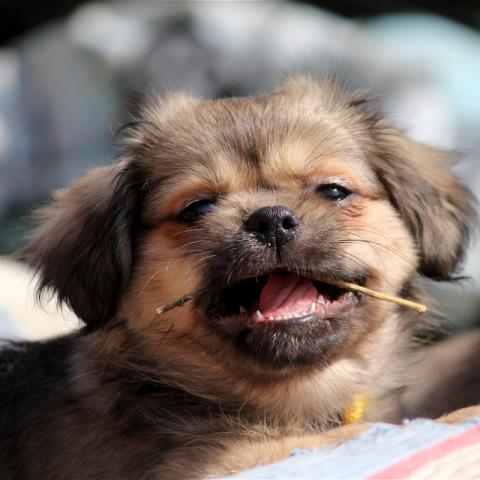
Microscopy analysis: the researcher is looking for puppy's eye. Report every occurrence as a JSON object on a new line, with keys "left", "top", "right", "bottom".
{"left": 176, "top": 198, "right": 216, "bottom": 223}
{"left": 316, "top": 184, "right": 352, "bottom": 202}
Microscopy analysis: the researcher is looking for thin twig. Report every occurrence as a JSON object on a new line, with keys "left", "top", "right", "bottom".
{"left": 155, "top": 278, "right": 427, "bottom": 316}
{"left": 310, "top": 277, "right": 427, "bottom": 313}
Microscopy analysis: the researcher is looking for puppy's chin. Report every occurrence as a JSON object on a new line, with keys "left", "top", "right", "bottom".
{"left": 200, "top": 271, "right": 373, "bottom": 368}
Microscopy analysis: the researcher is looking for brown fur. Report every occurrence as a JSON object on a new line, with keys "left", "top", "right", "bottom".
{"left": 1, "top": 75, "right": 475, "bottom": 479}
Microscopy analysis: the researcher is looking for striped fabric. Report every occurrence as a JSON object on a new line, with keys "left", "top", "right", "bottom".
{"left": 220, "top": 417, "right": 480, "bottom": 479}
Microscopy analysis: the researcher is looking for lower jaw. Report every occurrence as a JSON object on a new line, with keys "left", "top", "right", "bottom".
{"left": 234, "top": 314, "right": 349, "bottom": 368}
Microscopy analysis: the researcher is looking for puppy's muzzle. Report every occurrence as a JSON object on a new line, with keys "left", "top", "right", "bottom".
{"left": 245, "top": 205, "right": 299, "bottom": 251}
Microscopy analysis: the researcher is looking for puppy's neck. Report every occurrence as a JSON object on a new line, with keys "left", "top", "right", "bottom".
{"left": 71, "top": 313, "right": 409, "bottom": 433}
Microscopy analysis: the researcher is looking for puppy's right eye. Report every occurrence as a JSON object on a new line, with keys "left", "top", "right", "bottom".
{"left": 316, "top": 183, "right": 352, "bottom": 202}
{"left": 176, "top": 198, "right": 216, "bottom": 223}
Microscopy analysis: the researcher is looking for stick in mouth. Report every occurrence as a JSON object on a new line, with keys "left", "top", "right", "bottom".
{"left": 155, "top": 278, "right": 427, "bottom": 316}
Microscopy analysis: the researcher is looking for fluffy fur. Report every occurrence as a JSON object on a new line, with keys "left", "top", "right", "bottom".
{"left": 0, "top": 76, "right": 475, "bottom": 479}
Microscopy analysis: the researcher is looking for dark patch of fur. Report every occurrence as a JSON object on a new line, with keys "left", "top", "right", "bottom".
{"left": 0, "top": 333, "right": 249, "bottom": 479}
{"left": 0, "top": 336, "right": 76, "bottom": 478}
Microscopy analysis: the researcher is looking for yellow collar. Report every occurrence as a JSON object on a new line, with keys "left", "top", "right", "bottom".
{"left": 341, "top": 393, "right": 370, "bottom": 424}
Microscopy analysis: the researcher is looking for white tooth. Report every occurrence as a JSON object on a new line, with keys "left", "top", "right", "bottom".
{"left": 239, "top": 306, "right": 247, "bottom": 314}
{"left": 256, "top": 310, "right": 265, "bottom": 321}
{"left": 309, "top": 302, "right": 316, "bottom": 314}
{"left": 318, "top": 295, "right": 325, "bottom": 305}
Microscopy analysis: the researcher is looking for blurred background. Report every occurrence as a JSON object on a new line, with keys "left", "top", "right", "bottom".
{"left": 0, "top": 0, "right": 479, "bottom": 340}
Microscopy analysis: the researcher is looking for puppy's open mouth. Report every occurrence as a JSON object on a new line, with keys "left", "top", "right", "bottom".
{"left": 208, "top": 272, "right": 359, "bottom": 335}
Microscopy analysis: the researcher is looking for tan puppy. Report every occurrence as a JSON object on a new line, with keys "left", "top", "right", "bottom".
{"left": 0, "top": 76, "right": 474, "bottom": 479}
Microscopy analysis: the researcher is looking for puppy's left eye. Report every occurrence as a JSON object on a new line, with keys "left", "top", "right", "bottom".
{"left": 176, "top": 198, "right": 216, "bottom": 223}
{"left": 316, "top": 184, "right": 352, "bottom": 202}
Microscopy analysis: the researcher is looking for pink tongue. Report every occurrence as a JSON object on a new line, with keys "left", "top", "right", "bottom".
{"left": 257, "top": 273, "right": 317, "bottom": 319}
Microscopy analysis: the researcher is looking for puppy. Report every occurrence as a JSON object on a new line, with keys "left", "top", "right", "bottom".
{"left": 0, "top": 76, "right": 475, "bottom": 479}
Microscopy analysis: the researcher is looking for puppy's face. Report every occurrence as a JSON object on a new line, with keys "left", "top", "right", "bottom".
{"left": 123, "top": 94, "right": 416, "bottom": 370}
{"left": 24, "top": 77, "right": 473, "bottom": 413}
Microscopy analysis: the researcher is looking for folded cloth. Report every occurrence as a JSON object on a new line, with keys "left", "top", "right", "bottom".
{"left": 220, "top": 415, "right": 480, "bottom": 479}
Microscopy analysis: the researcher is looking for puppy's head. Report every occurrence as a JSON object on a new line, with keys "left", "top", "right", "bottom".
{"left": 23, "top": 76, "right": 474, "bottom": 409}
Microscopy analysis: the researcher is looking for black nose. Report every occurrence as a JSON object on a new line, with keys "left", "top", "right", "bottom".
{"left": 245, "top": 206, "right": 300, "bottom": 249}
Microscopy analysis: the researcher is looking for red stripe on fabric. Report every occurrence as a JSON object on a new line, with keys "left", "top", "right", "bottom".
{"left": 367, "top": 424, "right": 480, "bottom": 479}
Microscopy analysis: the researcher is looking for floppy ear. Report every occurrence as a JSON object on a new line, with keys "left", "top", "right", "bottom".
{"left": 20, "top": 162, "right": 140, "bottom": 327}
{"left": 373, "top": 132, "right": 475, "bottom": 280}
